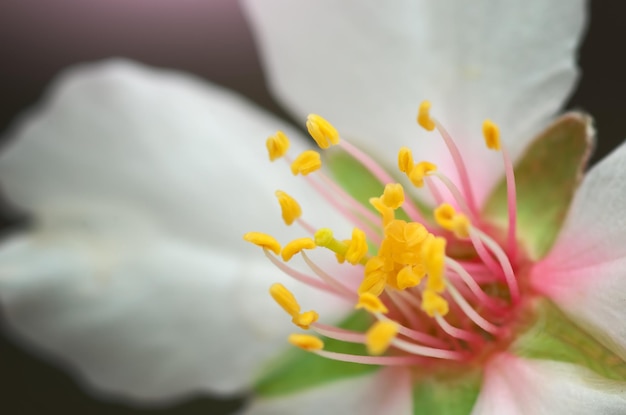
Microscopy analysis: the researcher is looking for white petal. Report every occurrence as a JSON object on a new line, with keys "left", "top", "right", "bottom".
{"left": 0, "top": 59, "right": 351, "bottom": 251}
{"left": 472, "top": 354, "right": 626, "bottom": 415}
{"left": 531, "top": 141, "right": 626, "bottom": 360}
{"left": 243, "top": 367, "right": 412, "bottom": 415}
{"left": 0, "top": 218, "right": 349, "bottom": 404}
{"left": 0, "top": 60, "right": 356, "bottom": 402}
{"left": 242, "top": 0, "right": 586, "bottom": 201}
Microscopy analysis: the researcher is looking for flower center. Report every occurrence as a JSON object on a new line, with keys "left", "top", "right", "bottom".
{"left": 245, "top": 101, "right": 533, "bottom": 371}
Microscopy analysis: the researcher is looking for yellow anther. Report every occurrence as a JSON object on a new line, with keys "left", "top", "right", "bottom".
{"left": 291, "top": 150, "right": 322, "bottom": 176}
{"left": 366, "top": 320, "right": 399, "bottom": 355}
{"left": 381, "top": 183, "right": 405, "bottom": 210}
{"left": 422, "top": 235, "right": 447, "bottom": 293}
{"left": 359, "top": 257, "right": 387, "bottom": 296}
{"left": 370, "top": 197, "right": 395, "bottom": 227}
{"left": 345, "top": 228, "right": 368, "bottom": 265}
{"left": 356, "top": 292, "right": 389, "bottom": 314}
{"left": 243, "top": 232, "right": 281, "bottom": 255}
{"left": 292, "top": 310, "right": 319, "bottom": 330}
{"left": 281, "top": 237, "right": 316, "bottom": 262}
{"left": 417, "top": 100, "right": 436, "bottom": 131}
{"left": 397, "top": 147, "right": 414, "bottom": 174}
{"left": 266, "top": 131, "right": 291, "bottom": 161}
{"left": 434, "top": 203, "right": 470, "bottom": 238}
{"left": 409, "top": 161, "right": 437, "bottom": 187}
{"left": 306, "top": 114, "right": 340, "bottom": 149}
{"left": 288, "top": 333, "right": 324, "bottom": 351}
{"left": 482, "top": 119, "right": 501, "bottom": 150}
{"left": 270, "top": 283, "right": 301, "bottom": 317}
{"left": 314, "top": 228, "right": 351, "bottom": 259}
{"left": 396, "top": 265, "right": 424, "bottom": 290}
{"left": 275, "top": 190, "right": 302, "bottom": 226}
{"left": 421, "top": 289, "right": 449, "bottom": 317}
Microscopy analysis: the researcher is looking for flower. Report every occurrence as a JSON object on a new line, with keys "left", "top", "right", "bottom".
{"left": 0, "top": 0, "right": 624, "bottom": 414}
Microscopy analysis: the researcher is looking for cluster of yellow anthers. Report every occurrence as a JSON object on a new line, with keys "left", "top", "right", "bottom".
{"left": 244, "top": 101, "right": 504, "bottom": 360}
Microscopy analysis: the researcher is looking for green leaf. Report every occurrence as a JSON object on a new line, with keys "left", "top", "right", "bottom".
{"left": 514, "top": 300, "right": 626, "bottom": 381}
{"left": 253, "top": 310, "right": 379, "bottom": 397}
{"left": 412, "top": 371, "right": 482, "bottom": 415}
{"left": 482, "top": 113, "right": 594, "bottom": 260}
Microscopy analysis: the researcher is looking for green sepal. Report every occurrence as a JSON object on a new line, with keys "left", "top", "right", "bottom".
{"left": 482, "top": 113, "right": 594, "bottom": 260}
{"left": 253, "top": 310, "right": 379, "bottom": 397}
{"left": 411, "top": 371, "right": 482, "bottom": 415}
{"left": 513, "top": 300, "right": 626, "bottom": 381}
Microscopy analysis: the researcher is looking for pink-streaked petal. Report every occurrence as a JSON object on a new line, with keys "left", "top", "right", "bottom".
{"left": 472, "top": 354, "right": 626, "bottom": 415}
{"left": 0, "top": 217, "right": 350, "bottom": 404}
{"left": 244, "top": 367, "right": 412, "bottom": 415}
{"left": 531, "top": 141, "right": 626, "bottom": 360}
{"left": 242, "top": 0, "right": 586, "bottom": 202}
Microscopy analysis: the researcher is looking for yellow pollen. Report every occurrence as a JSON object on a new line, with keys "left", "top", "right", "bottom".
{"left": 281, "top": 237, "right": 316, "bottom": 262}
{"left": 270, "top": 283, "right": 301, "bottom": 317}
{"left": 288, "top": 333, "right": 324, "bottom": 351}
{"left": 291, "top": 150, "right": 322, "bottom": 176}
{"left": 408, "top": 161, "right": 437, "bottom": 188}
{"left": 381, "top": 183, "right": 405, "bottom": 210}
{"left": 417, "top": 100, "right": 436, "bottom": 131}
{"left": 292, "top": 310, "right": 319, "bottom": 330}
{"left": 421, "top": 289, "right": 449, "bottom": 317}
{"left": 306, "top": 114, "right": 340, "bottom": 149}
{"left": 397, "top": 147, "right": 414, "bottom": 174}
{"left": 366, "top": 320, "right": 399, "bottom": 355}
{"left": 434, "top": 203, "right": 470, "bottom": 238}
{"left": 345, "top": 228, "right": 369, "bottom": 265}
{"left": 275, "top": 190, "right": 302, "bottom": 226}
{"left": 266, "top": 131, "right": 291, "bottom": 161}
{"left": 355, "top": 292, "right": 389, "bottom": 314}
{"left": 482, "top": 119, "right": 501, "bottom": 150}
{"left": 243, "top": 232, "right": 281, "bottom": 255}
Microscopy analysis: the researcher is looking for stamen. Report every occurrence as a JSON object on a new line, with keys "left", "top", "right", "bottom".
{"left": 275, "top": 190, "right": 302, "bottom": 226}
{"left": 281, "top": 237, "right": 316, "bottom": 262}
{"left": 397, "top": 147, "right": 414, "bottom": 174}
{"left": 339, "top": 139, "right": 427, "bottom": 223}
{"left": 470, "top": 227, "right": 520, "bottom": 303}
{"left": 408, "top": 161, "right": 437, "bottom": 188}
{"left": 243, "top": 232, "right": 281, "bottom": 255}
{"left": 306, "top": 114, "right": 340, "bottom": 149}
{"left": 417, "top": 101, "right": 436, "bottom": 131}
{"left": 269, "top": 283, "right": 319, "bottom": 329}
{"left": 300, "top": 252, "right": 357, "bottom": 299}
{"left": 434, "top": 203, "right": 470, "bottom": 238}
{"left": 445, "top": 283, "right": 499, "bottom": 334}
{"left": 289, "top": 333, "right": 324, "bottom": 351}
{"left": 421, "top": 289, "right": 449, "bottom": 317}
{"left": 356, "top": 293, "right": 389, "bottom": 314}
{"left": 263, "top": 249, "right": 341, "bottom": 295}
{"left": 266, "top": 131, "right": 290, "bottom": 161}
{"left": 291, "top": 150, "right": 322, "bottom": 175}
{"left": 482, "top": 120, "right": 501, "bottom": 150}
{"left": 344, "top": 228, "right": 369, "bottom": 265}
{"left": 366, "top": 320, "right": 399, "bottom": 355}
{"left": 269, "top": 283, "right": 300, "bottom": 316}
{"left": 359, "top": 257, "right": 387, "bottom": 296}
{"left": 422, "top": 235, "right": 446, "bottom": 292}
{"left": 381, "top": 183, "right": 405, "bottom": 210}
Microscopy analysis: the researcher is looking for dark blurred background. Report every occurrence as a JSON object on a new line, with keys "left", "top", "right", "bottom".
{"left": 0, "top": 1, "right": 624, "bottom": 414}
